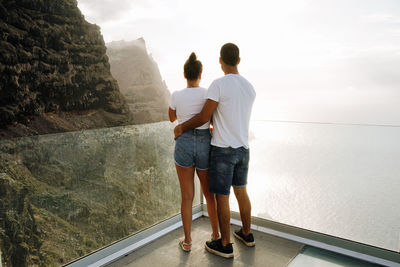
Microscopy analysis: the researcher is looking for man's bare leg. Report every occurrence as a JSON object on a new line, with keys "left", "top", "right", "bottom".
{"left": 233, "top": 187, "right": 251, "bottom": 235}
{"left": 216, "top": 194, "right": 231, "bottom": 246}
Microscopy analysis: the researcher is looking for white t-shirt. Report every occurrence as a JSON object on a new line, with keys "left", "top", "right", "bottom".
{"left": 207, "top": 74, "right": 256, "bottom": 148}
{"left": 169, "top": 87, "right": 210, "bottom": 129}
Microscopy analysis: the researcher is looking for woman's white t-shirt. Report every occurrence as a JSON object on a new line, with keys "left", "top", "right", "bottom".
{"left": 169, "top": 87, "right": 210, "bottom": 129}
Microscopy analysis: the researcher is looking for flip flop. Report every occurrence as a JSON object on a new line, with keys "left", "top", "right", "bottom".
{"left": 179, "top": 240, "right": 192, "bottom": 252}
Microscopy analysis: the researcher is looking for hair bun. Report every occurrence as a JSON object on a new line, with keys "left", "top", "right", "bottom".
{"left": 184, "top": 52, "right": 202, "bottom": 80}
{"left": 188, "top": 52, "right": 197, "bottom": 63}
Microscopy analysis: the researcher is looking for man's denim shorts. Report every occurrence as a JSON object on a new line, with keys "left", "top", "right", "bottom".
{"left": 174, "top": 129, "right": 211, "bottom": 170}
{"left": 209, "top": 145, "right": 249, "bottom": 195}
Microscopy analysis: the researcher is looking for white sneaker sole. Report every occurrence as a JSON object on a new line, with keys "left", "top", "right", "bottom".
{"left": 204, "top": 244, "right": 234, "bottom": 258}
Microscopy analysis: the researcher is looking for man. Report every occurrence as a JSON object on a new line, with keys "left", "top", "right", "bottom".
{"left": 174, "top": 43, "right": 256, "bottom": 258}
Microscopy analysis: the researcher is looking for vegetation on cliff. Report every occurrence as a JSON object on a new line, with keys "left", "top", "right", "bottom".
{"left": 0, "top": 122, "right": 180, "bottom": 266}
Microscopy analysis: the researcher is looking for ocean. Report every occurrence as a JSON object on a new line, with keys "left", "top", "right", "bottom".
{"left": 230, "top": 120, "right": 400, "bottom": 252}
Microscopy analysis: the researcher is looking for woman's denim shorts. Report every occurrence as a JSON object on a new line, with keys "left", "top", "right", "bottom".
{"left": 174, "top": 129, "right": 211, "bottom": 170}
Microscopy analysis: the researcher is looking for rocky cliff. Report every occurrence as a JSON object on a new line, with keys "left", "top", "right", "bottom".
{"left": 0, "top": 2, "right": 180, "bottom": 266}
{"left": 106, "top": 39, "right": 170, "bottom": 124}
{"left": 0, "top": 0, "right": 133, "bottom": 137}
{"left": 0, "top": 122, "right": 180, "bottom": 266}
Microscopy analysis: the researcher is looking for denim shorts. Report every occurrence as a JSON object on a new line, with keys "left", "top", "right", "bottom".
{"left": 209, "top": 146, "right": 249, "bottom": 195}
{"left": 174, "top": 129, "right": 211, "bottom": 170}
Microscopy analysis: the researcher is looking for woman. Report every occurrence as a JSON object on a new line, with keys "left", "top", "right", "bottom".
{"left": 168, "top": 52, "right": 219, "bottom": 252}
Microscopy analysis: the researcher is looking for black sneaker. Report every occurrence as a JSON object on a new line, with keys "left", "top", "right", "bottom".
{"left": 233, "top": 228, "right": 255, "bottom": 247}
{"left": 205, "top": 239, "right": 234, "bottom": 258}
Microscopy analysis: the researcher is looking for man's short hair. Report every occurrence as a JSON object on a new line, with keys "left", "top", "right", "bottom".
{"left": 220, "top": 43, "right": 239, "bottom": 66}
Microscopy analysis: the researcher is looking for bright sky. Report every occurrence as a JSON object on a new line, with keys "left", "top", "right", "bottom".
{"left": 78, "top": 0, "right": 400, "bottom": 125}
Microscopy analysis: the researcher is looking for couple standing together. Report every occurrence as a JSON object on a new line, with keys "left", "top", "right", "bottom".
{"left": 168, "top": 43, "right": 256, "bottom": 258}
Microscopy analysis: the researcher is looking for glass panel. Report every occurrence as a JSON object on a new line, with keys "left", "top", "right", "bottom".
{"left": 0, "top": 122, "right": 192, "bottom": 266}
{"left": 230, "top": 120, "right": 400, "bottom": 252}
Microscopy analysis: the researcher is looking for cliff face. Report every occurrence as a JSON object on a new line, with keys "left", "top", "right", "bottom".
{"left": 106, "top": 39, "right": 170, "bottom": 124}
{"left": 0, "top": 172, "right": 43, "bottom": 266}
{"left": 0, "top": 2, "right": 179, "bottom": 266}
{"left": 0, "top": 122, "right": 180, "bottom": 266}
{"left": 0, "top": 0, "right": 132, "bottom": 136}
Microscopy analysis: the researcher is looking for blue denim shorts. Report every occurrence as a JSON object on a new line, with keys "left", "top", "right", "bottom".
{"left": 209, "top": 146, "right": 249, "bottom": 195}
{"left": 174, "top": 129, "right": 211, "bottom": 170}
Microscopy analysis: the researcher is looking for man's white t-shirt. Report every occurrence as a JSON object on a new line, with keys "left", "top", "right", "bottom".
{"left": 169, "top": 87, "right": 210, "bottom": 129}
{"left": 207, "top": 74, "right": 256, "bottom": 148}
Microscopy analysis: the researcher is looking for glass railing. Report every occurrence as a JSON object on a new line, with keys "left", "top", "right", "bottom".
{"left": 0, "top": 121, "right": 200, "bottom": 266}
{"left": 229, "top": 120, "right": 400, "bottom": 252}
{"left": 1, "top": 119, "right": 399, "bottom": 266}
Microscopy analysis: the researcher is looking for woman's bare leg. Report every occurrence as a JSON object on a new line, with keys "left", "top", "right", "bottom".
{"left": 176, "top": 164, "right": 195, "bottom": 248}
{"left": 196, "top": 169, "right": 219, "bottom": 240}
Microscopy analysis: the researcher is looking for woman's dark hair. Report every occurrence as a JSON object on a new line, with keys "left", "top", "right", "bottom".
{"left": 184, "top": 52, "right": 202, "bottom": 80}
{"left": 220, "top": 43, "right": 240, "bottom": 66}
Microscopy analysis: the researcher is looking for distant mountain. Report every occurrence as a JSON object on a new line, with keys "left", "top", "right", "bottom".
{"left": 106, "top": 39, "right": 170, "bottom": 124}
{"left": 0, "top": 0, "right": 133, "bottom": 138}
